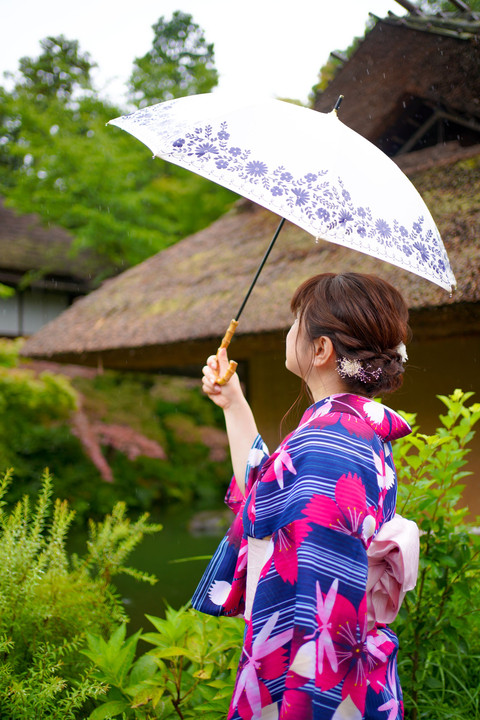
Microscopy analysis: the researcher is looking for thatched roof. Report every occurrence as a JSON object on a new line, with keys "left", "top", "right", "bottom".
{"left": 0, "top": 198, "right": 109, "bottom": 293}
{"left": 314, "top": 13, "right": 480, "bottom": 152}
{"left": 21, "top": 147, "right": 480, "bottom": 369}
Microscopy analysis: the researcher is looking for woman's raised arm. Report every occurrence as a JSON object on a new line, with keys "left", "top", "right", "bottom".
{"left": 202, "top": 348, "right": 258, "bottom": 495}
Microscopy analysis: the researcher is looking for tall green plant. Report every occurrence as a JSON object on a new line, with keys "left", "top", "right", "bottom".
{"left": 84, "top": 605, "right": 243, "bottom": 719}
{"left": 393, "top": 389, "right": 480, "bottom": 720}
{"left": 0, "top": 468, "right": 162, "bottom": 719}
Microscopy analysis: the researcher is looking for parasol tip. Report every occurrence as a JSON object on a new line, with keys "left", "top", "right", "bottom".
{"left": 333, "top": 95, "right": 344, "bottom": 113}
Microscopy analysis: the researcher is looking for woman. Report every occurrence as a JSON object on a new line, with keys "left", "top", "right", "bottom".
{"left": 192, "top": 272, "right": 418, "bottom": 720}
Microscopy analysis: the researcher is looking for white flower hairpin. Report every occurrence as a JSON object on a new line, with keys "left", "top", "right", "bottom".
{"left": 395, "top": 342, "right": 408, "bottom": 363}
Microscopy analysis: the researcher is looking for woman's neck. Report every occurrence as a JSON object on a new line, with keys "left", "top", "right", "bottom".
{"left": 307, "top": 368, "right": 350, "bottom": 403}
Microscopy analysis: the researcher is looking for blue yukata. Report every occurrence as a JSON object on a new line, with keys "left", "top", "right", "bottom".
{"left": 192, "top": 393, "right": 412, "bottom": 720}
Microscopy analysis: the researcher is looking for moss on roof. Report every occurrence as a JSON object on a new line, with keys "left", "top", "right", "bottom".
{"left": 0, "top": 198, "right": 112, "bottom": 289}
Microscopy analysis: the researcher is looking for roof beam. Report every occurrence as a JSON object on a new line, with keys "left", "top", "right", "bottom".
{"left": 396, "top": 112, "right": 439, "bottom": 154}
{"left": 395, "top": 108, "right": 480, "bottom": 155}
{"left": 447, "top": 0, "right": 472, "bottom": 11}
{"left": 329, "top": 51, "right": 348, "bottom": 63}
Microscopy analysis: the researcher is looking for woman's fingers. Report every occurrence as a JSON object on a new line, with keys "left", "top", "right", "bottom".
{"left": 202, "top": 362, "right": 219, "bottom": 385}
{"left": 206, "top": 354, "right": 218, "bottom": 370}
{"left": 215, "top": 347, "right": 231, "bottom": 376}
{"left": 202, "top": 361, "right": 221, "bottom": 396}
{"left": 202, "top": 349, "right": 237, "bottom": 403}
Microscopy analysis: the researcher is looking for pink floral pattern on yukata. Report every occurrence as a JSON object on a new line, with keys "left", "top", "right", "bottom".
{"left": 192, "top": 394, "right": 411, "bottom": 719}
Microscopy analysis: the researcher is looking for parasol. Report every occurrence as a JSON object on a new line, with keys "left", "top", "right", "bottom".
{"left": 109, "top": 93, "right": 456, "bottom": 382}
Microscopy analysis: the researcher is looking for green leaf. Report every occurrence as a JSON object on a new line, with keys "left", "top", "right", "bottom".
{"left": 89, "top": 700, "right": 129, "bottom": 720}
{"left": 131, "top": 686, "right": 165, "bottom": 708}
{"left": 130, "top": 653, "right": 158, "bottom": 685}
{"left": 149, "top": 645, "right": 196, "bottom": 661}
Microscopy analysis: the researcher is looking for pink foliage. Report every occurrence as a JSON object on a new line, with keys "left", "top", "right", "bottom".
{"left": 71, "top": 404, "right": 166, "bottom": 483}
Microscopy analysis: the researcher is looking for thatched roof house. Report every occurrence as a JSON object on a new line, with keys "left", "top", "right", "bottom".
{"left": 315, "top": 11, "right": 480, "bottom": 155}
{"left": 0, "top": 198, "right": 108, "bottom": 337}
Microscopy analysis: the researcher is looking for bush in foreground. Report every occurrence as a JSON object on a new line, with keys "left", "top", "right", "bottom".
{"left": 0, "top": 469, "right": 161, "bottom": 719}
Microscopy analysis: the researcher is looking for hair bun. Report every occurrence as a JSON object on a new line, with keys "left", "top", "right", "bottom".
{"left": 291, "top": 272, "right": 410, "bottom": 397}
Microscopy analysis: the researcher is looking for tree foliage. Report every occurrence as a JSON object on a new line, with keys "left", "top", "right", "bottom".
{"left": 15, "top": 35, "right": 96, "bottom": 103}
{"left": 0, "top": 26, "right": 234, "bottom": 279}
{"left": 129, "top": 11, "right": 219, "bottom": 107}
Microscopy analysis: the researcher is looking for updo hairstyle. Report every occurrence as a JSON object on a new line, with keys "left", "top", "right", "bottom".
{"left": 290, "top": 272, "right": 410, "bottom": 397}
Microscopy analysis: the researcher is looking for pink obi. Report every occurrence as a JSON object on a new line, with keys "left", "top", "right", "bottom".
{"left": 366, "top": 514, "right": 420, "bottom": 627}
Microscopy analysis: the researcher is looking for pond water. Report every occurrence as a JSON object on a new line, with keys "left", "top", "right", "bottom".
{"left": 102, "top": 504, "right": 227, "bottom": 633}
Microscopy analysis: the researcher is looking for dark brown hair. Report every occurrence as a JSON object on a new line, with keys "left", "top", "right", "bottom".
{"left": 290, "top": 272, "right": 410, "bottom": 397}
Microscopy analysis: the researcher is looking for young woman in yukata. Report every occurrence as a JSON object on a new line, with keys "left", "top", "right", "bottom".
{"left": 192, "top": 272, "right": 419, "bottom": 720}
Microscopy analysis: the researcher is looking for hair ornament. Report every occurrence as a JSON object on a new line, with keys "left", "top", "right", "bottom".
{"left": 337, "top": 357, "right": 382, "bottom": 384}
{"left": 395, "top": 342, "right": 408, "bottom": 363}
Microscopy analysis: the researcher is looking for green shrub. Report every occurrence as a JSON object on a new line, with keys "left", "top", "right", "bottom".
{"left": 0, "top": 340, "right": 230, "bottom": 522}
{"left": 393, "top": 389, "right": 480, "bottom": 720}
{"left": 0, "top": 345, "right": 103, "bottom": 513}
{"left": 0, "top": 468, "right": 162, "bottom": 719}
{"left": 83, "top": 605, "right": 243, "bottom": 720}
{"left": 0, "top": 360, "right": 78, "bottom": 468}
{"left": 73, "top": 370, "right": 231, "bottom": 509}
{"left": 0, "top": 337, "right": 23, "bottom": 366}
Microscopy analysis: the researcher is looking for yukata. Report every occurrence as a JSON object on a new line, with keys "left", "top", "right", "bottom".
{"left": 192, "top": 393, "right": 415, "bottom": 720}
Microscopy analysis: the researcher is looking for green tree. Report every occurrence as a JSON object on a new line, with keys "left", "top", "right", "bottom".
{"left": 0, "top": 33, "right": 235, "bottom": 278}
{"left": 129, "top": 11, "right": 219, "bottom": 107}
{"left": 419, "top": 0, "right": 480, "bottom": 10}
{"left": 14, "top": 35, "right": 96, "bottom": 103}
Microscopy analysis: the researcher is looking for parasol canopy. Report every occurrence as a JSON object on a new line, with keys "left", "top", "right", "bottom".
{"left": 109, "top": 93, "right": 456, "bottom": 293}
{"left": 109, "top": 93, "right": 456, "bottom": 382}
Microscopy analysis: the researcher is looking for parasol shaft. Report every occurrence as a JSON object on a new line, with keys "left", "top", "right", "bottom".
{"left": 234, "top": 216, "right": 286, "bottom": 321}
{"left": 216, "top": 97, "right": 340, "bottom": 384}
{"left": 215, "top": 216, "right": 286, "bottom": 385}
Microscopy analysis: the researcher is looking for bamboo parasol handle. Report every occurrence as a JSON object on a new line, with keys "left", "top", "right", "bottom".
{"left": 215, "top": 319, "right": 239, "bottom": 385}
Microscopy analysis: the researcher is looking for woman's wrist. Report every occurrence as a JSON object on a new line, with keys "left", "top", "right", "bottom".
{"left": 223, "top": 391, "right": 250, "bottom": 417}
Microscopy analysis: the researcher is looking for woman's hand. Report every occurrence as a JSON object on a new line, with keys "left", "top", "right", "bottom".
{"left": 202, "top": 347, "right": 258, "bottom": 493}
{"left": 202, "top": 348, "right": 244, "bottom": 410}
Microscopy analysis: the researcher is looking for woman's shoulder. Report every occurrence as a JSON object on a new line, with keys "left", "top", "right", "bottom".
{"left": 294, "top": 394, "right": 411, "bottom": 444}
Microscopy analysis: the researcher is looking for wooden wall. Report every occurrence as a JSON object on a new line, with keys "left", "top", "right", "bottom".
{"left": 246, "top": 332, "right": 480, "bottom": 518}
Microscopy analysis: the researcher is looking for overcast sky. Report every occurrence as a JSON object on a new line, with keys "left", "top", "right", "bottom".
{"left": 1, "top": 0, "right": 406, "bottom": 106}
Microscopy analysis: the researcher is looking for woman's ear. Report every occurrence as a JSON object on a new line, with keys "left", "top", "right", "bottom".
{"left": 312, "top": 336, "right": 336, "bottom": 368}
